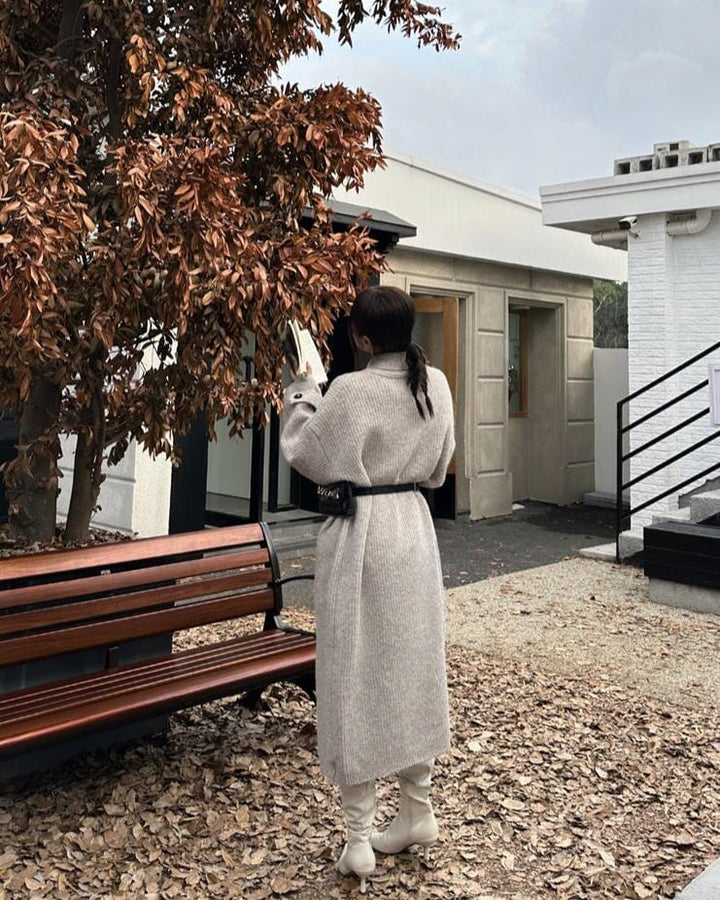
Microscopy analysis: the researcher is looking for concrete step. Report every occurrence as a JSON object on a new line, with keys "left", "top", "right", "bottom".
{"left": 651, "top": 507, "right": 692, "bottom": 525}
{"left": 689, "top": 488, "right": 720, "bottom": 522}
{"left": 618, "top": 529, "right": 644, "bottom": 560}
{"left": 579, "top": 542, "right": 617, "bottom": 562}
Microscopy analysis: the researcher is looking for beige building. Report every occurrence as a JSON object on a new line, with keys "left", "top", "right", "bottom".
{"left": 340, "top": 152, "right": 627, "bottom": 519}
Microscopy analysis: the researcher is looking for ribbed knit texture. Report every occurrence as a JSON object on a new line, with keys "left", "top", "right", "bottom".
{"left": 280, "top": 353, "right": 455, "bottom": 785}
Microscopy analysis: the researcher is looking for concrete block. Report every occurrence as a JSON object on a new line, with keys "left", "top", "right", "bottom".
{"left": 564, "top": 462, "right": 594, "bottom": 504}
{"left": 649, "top": 579, "right": 720, "bottom": 616}
{"left": 567, "top": 422, "right": 594, "bottom": 464}
{"left": 459, "top": 260, "right": 530, "bottom": 290}
{"left": 614, "top": 154, "right": 655, "bottom": 175}
{"left": 675, "top": 859, "right": 720, "bottom": 899}
{"left": 567, "top": 338, "right": 594, "bottom": 380}
{"left": 689, "top": 489, "right": 720, "bottom": 522}
{"left": 568, "top": 381, "right": 595, "bottom": 422}
{"left": 92, "top": 476, "right": 136, "bottom": 533}
{"left": 708, "top": 144, "right": 720, "bottom": 164}
{"left": 566, "top": 297, "right": 594, "bottom": 339}
{"left": 476, "top": 332, "right": 506, "bottom": 378}
{"left": 469, "top": 471, "right": 512, "bottom": 519}
{"left": 619, "top": 529, "right": 644, "bottom": 558}
{"left": 529, "top": 270, "right": 592, "bottom": 298}
{"left": 379, "top": 271, "right": 408, "bottom": 290}
{"left": 476, "top": 288, "right": 505, "bottom": 333}
{"left": 475, "top": 425, "right": 505, "bottom": 474}
{"left": 579, "top": 542, "right": 618, "bottom": 562}
{"left": 651, "top": 508, "right": 692, "bottom": 525}
{"left": 474, "top": 379, "right": 506, "bottom": 425}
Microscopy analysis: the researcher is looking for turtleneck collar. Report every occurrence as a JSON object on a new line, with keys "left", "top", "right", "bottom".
{"left": 366, "top": 351, "right": 408, "bottom": 372}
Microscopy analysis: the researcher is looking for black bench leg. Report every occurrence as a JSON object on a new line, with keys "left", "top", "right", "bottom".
{"left": 238, "top": 688, "right": 268, "bottom": 711}
{"left": 293, "top": 674, "right": 317, "bottom": 704}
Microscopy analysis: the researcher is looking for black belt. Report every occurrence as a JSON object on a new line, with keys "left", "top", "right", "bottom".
{"left": 353, "top": 482, "right": 419, "bottom": 496}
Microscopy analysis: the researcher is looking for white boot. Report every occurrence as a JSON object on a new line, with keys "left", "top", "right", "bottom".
{"left": 371, "top": 760, "right": 438, "bottom": 859}
{"left": 336, "top": 780, "right": 376, "bottom": 894}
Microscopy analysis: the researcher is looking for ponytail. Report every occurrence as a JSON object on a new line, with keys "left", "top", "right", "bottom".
{"left": 351, "top": 285, "right": 435, "bottom": 419}
{"left": 406, "top": 341, "right": 434, "bottom": 420}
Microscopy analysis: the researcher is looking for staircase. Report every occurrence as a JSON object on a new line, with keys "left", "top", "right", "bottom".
{"left": 615, "top": 340, "right": 720, "bottom": 560}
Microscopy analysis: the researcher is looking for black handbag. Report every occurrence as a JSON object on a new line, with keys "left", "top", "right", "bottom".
{"left": 317, "top": 481, "right": 357, "bottom": 517}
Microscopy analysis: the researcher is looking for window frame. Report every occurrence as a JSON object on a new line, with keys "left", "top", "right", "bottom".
{"left": 508, "top": 309, "right": 529, "bottom": 418}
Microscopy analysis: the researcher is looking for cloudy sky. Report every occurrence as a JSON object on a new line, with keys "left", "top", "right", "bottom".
{"left": 282, "top": 0, "right": 720, "bottom": 198}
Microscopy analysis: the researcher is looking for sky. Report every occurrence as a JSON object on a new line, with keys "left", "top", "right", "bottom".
{"left": 281, "top": 0, "right": 720, "bottom": 199}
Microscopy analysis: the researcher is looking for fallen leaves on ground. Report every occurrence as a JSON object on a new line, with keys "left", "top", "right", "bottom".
{"left": 0, "top": 606, "right": 718, "bottom": 899}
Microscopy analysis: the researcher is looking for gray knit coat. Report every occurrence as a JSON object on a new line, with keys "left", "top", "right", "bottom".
{"left": 280, "top": 352, "right": 455, "bottom": 786}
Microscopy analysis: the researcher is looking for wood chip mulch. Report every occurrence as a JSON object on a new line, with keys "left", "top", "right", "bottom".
{"left": 0, "top": 607, "right": 718, "bottom": 899}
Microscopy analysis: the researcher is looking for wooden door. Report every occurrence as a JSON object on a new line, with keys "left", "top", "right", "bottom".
{"left": 412, "top": 296, "right": 459, "bottom": 517}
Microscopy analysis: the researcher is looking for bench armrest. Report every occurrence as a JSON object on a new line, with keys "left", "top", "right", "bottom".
{"left": 276, "top": 574, "right": 314, "bottom": 586}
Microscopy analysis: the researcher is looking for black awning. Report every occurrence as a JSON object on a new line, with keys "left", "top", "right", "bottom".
{"left": 324, "top": 199, "right": 417, "bottom": 239}
{"left": 301, "top": 199, "right": 416, "bottom": 251}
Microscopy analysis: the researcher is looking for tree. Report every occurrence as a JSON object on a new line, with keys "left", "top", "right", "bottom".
{"left": 0, "top": 1, "right": 459, "bottom": 544}
{"left": 593, "top": 280, "right": 628, "bottom": 349}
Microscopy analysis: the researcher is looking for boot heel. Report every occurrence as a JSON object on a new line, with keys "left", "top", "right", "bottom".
{"left": 360, "top": 876, "right": 367, "bottom": 894}
{"left": 423, "top": 844, "right": 431, "bottom": 863}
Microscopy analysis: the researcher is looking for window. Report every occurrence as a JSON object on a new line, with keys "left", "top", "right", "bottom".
{"left": 508, "top": 310, "right": 528, "bottom": 416}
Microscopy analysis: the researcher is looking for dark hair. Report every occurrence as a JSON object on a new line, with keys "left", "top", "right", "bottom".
{"left": 350, "top": 285, "right": 434, "bottom": 419}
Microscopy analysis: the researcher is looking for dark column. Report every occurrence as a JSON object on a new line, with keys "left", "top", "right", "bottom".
{"left": 245, "top": 355, "right": 266, "bottom": 523}
{"left": 0, "top": 408, "right": 18, "bottom": 524}
{"left": 168, "top": 414, "right": 209, "bottom": 534}
{"left": 267, "top": 407, "right": 280, "bottom": 513}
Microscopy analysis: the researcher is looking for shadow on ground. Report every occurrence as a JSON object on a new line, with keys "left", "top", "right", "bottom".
{"left": 282, "top": 501, "right": 617, "bottom": 603}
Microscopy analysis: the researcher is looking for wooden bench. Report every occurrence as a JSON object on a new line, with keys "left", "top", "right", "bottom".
{"left": 0, "top": 523, "right": 315, "bottom": 760}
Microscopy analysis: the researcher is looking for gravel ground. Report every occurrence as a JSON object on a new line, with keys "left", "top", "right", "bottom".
{"left": 1, "top": 558, "right": 719, "bottom": 899}
{"left": 446, "top": 557, "right": 720, "bottom": 715}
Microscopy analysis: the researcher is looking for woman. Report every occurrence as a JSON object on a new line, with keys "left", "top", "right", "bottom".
{"left": 280, "top": 286, "right": 455, "bottom": 893}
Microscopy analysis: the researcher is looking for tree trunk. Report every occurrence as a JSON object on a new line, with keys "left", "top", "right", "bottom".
{"left": 7, "top": 377, "right": 61, "bottom": 543}
{"left": 63, "top": 429, "right": 102, "bottom": 544}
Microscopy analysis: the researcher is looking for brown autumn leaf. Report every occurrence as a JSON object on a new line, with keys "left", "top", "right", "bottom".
{"left": 0, "top": 1, "right": 459, "bottom": 545}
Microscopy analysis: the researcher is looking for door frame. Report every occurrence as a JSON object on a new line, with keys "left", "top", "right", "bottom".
{"left": 411, "top": 294, "right": 460, "bottom": 515}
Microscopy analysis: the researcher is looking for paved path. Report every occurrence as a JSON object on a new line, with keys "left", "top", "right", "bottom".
{"left": 280, "top": 500, "right": 617, "bottom": 604}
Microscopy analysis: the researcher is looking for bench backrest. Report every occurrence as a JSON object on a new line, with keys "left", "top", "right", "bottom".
{"left": 0, "top": 524, "right": 281, "bottom": 668}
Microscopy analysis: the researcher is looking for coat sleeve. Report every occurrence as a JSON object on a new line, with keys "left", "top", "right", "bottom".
{"left": 280, "top": 375, "right": 357, "bottom": 485}
{"left": 420, "top": 372, "right": 456, "bottom": 489}
{"left": 420, "top": 418, "right": 456, "bottom": 489}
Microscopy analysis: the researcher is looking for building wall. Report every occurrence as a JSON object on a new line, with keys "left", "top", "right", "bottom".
{"left": 58, "top": 436, "right": 172, "bottom": 537}
{"left": 627, "top": 211, "right": 720, "bottom": 531}
{"left": 593, "top": 348, "right": 630, "bottom": 498}
{"left": 382, "top": 247, "right": 595, "bottom": 519}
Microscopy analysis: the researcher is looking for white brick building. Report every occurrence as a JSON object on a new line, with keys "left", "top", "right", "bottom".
{"left": 541, "top": 142, "right": 720, "bottom": 537}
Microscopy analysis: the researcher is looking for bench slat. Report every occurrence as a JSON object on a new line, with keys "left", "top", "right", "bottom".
{"left": 0, "top": 566, "right": 273, "bottom": 638}
{"left": 0, "top": 523, "right": 264, "bottom": 583}
{"left": 0, "top": 631, "right": 290, "bottom": 716}
{"left": 0, "top": 588, "right": 275, "bottom": 667}
{"left": 0, "top": 547, "right": 272, "bottom": 613}
{"left": 0, "top": 633, "right": 312, "bottom": 727}
{"left": 0, "top": 637, "right": 315, "bottom": 754}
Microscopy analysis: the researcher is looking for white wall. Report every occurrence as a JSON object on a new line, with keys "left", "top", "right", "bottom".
{"left": 594, "top": 348, "right": 629, "bottom": 497}
{"left": 339, "top": 151, "right": 627, "bottom": 282}
{"left": 58, "top": 437, "right": 172, "bottom": 537}
{"left": 628, "top": 211, "right": 720, "bottom": 530}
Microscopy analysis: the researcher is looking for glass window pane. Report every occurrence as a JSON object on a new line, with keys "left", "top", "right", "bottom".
{"left": 508, "top": 312, "right": 525, "bottom": 415}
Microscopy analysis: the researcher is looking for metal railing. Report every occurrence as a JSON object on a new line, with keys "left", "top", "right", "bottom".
{"left": 616, "top": 340, "right": 720, "bottom": 561}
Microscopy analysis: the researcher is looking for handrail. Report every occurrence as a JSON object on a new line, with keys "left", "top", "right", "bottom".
{"left": 623, "top": 340, "right": 720, "bottom": 404}
{"left": 616, "top": 340, "right": 720, "bottom": 561}
{"left": 625, "top": 460, "right": 720, "bottom": 519}
{"left": 624, "top": 408, "right": 709, "bottom": 461}
{"left": 623, "top": 429, "right": 720, "bottom": 491}
{"left": 621, "top": 380, "right": 708, "bottom": 434}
